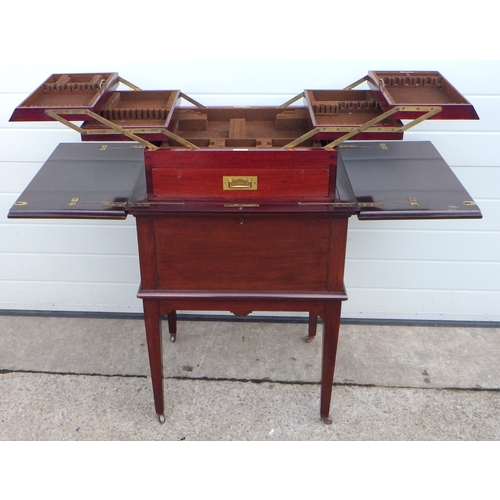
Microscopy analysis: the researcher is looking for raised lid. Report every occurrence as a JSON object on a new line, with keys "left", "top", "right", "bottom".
{"left": 367, "top": 71, "right": 479, "bottom": 120}
{"left": 304, "top": 89, "right": 404, "bottom": 141}
{"left": 339, "top": 141, "right": 482, "bottom": 220}
{"left": 80, "top": 90, "right": 181, "bottom": 142}
{"left": 9, "top": 73, "right": 120, "bottom": 121}
{"left": 8, "top": 143, "right": 145, "bottom": 219}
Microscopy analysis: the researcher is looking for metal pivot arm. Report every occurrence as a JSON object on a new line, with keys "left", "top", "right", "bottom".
{"left": 45, "top": 109, "right": 160, "bottom": 150}
{"left": 282, "top": 127, "right": 333, "bottom": 149}
{"left": 44, "top": 76, "right": 204, "bottom": 149}
{"left": 45, "top": 109, "right": 200, "bottom": 150}
{"left": 180, "top": 92, "right": 206, "bottom": 109}
{"left": 279, "top": 92, "right": 305, "bottom": 108}
{"left": 322, "top": 107, "right": 403, "bottom": 149}
{"left": 115, "top": 78, "right": 206, "bottom": 110}
{"left": 283, "top": 106, "right": 442, "bottom": 149}
{"left": 118, "top": 77, "right": 142, "bottom": 91}
{"left": 398, "top": 106, "right": 443, "bottom": 131}
{"left": 282, "top": 105, "right": 443, "bottom": 150}
{"left": 158, "top": 128, "right": 199, "bottom": 149}
{"left": 117, "top": 77, "right": 206, "bottom": 110}
{"left": 283, "top": 107, "right": 402, "bottom": 149}
{"left": 343, "top": 75, "right": 368, "bottom": 91}
{"left": 323, "top": 106, "right": 443, "bottom": 149}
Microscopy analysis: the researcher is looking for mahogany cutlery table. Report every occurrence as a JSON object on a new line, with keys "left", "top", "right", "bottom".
{"left": 8, "top": 70, "right": 482, "bottom": 423}
{"left": 9, "top": 140, "right": 481, "bottom": 423}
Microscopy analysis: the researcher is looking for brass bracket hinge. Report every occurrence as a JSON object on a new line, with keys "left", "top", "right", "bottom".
{"left": 45, "top": 110, "right": 197, "bottom": 151}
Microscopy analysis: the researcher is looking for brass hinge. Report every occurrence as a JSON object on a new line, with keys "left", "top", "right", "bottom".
{"left": 128, "top": 201, "right": 185, "bottom": 207}
{"left": 298, "top": 202, "right": 358, "bottom": 207}
{"left": 67, "top": 199, "right": 128, "bottom": 208}
{"left": 100, "top": 202, "right": 128, "bottom": 207}
{"left": 337, "top": 143, "right": 388, "bottom": 150}
{"left": 359, "top": 202, "right": 384, "bottom": 208}
{"left": 224, "top": 203, "right": 260, "bottom": 208}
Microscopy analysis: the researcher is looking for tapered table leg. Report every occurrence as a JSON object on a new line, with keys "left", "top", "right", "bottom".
{"left": 306, "top": 312, "right": 318, "bottom": 342}
{"left": 320, "top": 300, "right": 342, "bottom": 424}
{"left": 143, "top": 300, "right": 165, "bottom": 423}
{"left": 167, "top": 310, "right": 177, "bottom": 343}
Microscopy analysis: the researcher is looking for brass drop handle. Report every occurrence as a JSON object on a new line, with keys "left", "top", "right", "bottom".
{"left": 229, "top": 178, "right": 252, "bottom": 189}
{"left": 223, "top": 176, "right": 258, "bottom": 190}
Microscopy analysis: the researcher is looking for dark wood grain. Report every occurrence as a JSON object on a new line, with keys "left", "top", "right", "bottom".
{"left": 339, "top": 141, "right": 482, "bottom": 220}
{"left": 367, "top": 70, "right": 480, "bottom": 120}
{"left": 9, "top": 73, "right": 120, "bottom": 122}
{"left": 134, "top": 207, "right": 351, "bottom": 422}
{"left": 145, "top": 148, "right": 337, "bottom": 202}
{"left": 151, "top": 215, "right": 332, "bottom": 291}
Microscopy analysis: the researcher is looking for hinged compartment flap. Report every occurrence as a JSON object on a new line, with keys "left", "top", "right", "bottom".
{"left": 366, "top": 71, "right": 479, "bottom": 120}
{"left": 8, "top": 143, "right": 146, "bottom": 219}
{"left": 9, "top": 73, "right": 120, "bottom": 122}
{"left": 339, "top": 141, "right": 482, "bottom": 220}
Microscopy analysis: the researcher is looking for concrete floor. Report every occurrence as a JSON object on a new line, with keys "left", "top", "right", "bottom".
{"left": 0, "top": 313, "right": 499, "bottom": 440}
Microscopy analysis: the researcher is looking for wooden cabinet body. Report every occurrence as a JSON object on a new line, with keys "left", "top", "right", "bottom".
{"left": 138, "top": 214, "right": 346, "bottom": 292}
{"left": 134, "top": 211, "right": 351, "bottom": 422}
{"left": 8, "top": 140, "right": 482, "bottom": 423}
{"left": 144, "top": 148, "right": 337, "bottom": 202}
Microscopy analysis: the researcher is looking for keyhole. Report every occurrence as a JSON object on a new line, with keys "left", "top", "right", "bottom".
{"left": 239, "top": 218, "right": 244, "bottom": 225}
